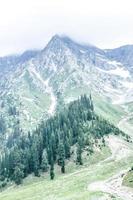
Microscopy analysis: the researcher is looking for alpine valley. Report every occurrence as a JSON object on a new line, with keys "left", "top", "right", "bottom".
{"left": 0, "top": 35, "right": 133, "bottom": 200}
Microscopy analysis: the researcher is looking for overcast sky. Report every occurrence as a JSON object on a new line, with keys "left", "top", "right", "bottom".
{"left": 0, "top": 0, "right": 133, "bottom": 56}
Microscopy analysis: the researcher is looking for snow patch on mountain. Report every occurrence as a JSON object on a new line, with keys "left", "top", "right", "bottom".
{"left": 97, "top": 66, "right": 130, "bottom": 78}
{"left": 109, "top": 68, "right": 130, "bottom": 78}
{"left": 21, "top": 96, "right": 34, "bottom": 102}
{"left": 121, "top": 81, "right": 133, "bottom": 89}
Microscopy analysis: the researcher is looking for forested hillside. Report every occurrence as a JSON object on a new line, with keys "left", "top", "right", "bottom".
{"left": 0, "top": 95, "right": 126, "bottom": 186}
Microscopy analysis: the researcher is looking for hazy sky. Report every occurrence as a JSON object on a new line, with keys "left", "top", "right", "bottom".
{"left": 0, "top": 0, "right": 133, "bottom": 56}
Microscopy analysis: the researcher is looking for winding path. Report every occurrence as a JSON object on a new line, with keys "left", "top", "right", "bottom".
{"left": 88, "top": 135, "right": 133, "bottom": 200}
{"left": 117, "top": 112, "right": 133, "bottom": 138}
{"left": 88, "top": 169, "right": 133, "bottom": 200}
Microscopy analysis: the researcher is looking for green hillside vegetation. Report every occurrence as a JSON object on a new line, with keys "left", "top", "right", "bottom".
{"left": 123, "top": 167, "right": 133, "bottom": 188}
{"left": 0, "top": 95, "right": 126, "bottom": 187}
{"left": 63, "top": 86, "right": 126, "bottom": 124}
{"left": 126, "top": 102, "right": 133, "bottom": 113}
{"left": 0, "top": 146, "right": 132, "bottom": 200}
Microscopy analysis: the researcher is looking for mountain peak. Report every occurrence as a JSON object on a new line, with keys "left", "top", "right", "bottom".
{"left": 49, "top": 34, "right": 69, "bottom": 45}
{"left": 51, "top": 34, "right": 62, "bottom": 41}
{"left": 43, "top": 34, "right": 65, "bottom": 52}
{"left": 42, "top": 34, "right": 105, "bottom": 58}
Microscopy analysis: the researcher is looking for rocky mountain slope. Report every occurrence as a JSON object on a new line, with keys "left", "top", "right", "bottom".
{"left": 0, "top": 35, "right": 133, "bottom": 200}
{"left": 106, "top": 45, "right": 133, "bottom": 74}
{"left": 0, "top": 35, "right": 133, "bottom": 137}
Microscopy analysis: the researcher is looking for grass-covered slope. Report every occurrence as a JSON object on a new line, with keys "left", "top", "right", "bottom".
{"left": 123, "top": 168, "right": 133, "bottom": 188}
{"left": 0, "top": 95, "right": 132, "bottom": 200}
{"left": 0, "top": 136, "right": 133, "bottom": 200}
{"left": 0, "top": 95, "right": 126, "bottom": 186}
{"left": 63, "top": 86, "right": 126, "bottom": 125}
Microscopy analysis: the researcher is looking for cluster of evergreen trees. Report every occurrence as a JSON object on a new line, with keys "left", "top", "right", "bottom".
{"left": 0, "top": 95, "right": 123, "bottom": 185}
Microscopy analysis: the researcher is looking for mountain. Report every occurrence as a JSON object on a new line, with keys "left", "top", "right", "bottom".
{"left": 0, "top": 35, "right": 133, "bottom": 139}
{"left": 106, "top": 45, "right": 133, "bottom": 74}
{"left": 0, "top": 50, "right": 39, "bottom": 74}
{"left": 0, "top": 35, "right": 133, "bottom": 200}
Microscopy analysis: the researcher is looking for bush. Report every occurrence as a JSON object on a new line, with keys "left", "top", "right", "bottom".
{"left": 0, "top": 180, "right": 7, "bottom": 189}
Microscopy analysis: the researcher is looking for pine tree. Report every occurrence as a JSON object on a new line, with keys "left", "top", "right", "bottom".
{"left": 50, "top": 165, "right": 54, "bottom": 180}
{"left": 31, "top": 141, "right": 40, "bottom": 177}
{"left": 0, "top": 115, "right": 6, "bottom": 134}
{"left": 76, "top": 143, "right": 83, "bottom": 165}
{"left": 64, "top": 136, "right": 71, "bottom": 159}
{"left": 50, "top": 153, "right": 55, "bottom": 180}
{"left": 90, "top": 93, "right": 94, "bottom": 111}
{"left": 58, "top": 142, "right": 65, "bottom": 173}
{"left": 76, "top": 132, "right": 84, "bottom": 165}
{"left": 41, "top": 149, "right": 49, "bottom": 172}
{"left": 13, "top": 166, "right": 24, "bottom": 185}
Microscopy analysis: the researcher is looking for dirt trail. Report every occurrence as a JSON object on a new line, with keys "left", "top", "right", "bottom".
{"left": 117, "top": 104, "right": 133, "bottom": 138}
{"left": 88, "top": 169, "right": 133, "bottom": 200}
{"left": 88, "top": 135, "right": 133, "bottom": 199}
{"left": 117, "top": 112, "right": 133, "bottom": 138}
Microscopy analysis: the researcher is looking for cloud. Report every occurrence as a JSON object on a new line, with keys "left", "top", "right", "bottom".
{"left": 0, "top": 0, "right": 133, "bottom": 56}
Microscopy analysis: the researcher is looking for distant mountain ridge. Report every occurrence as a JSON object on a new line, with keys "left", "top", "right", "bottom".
{"left": 106, "top": 45, "right": 133, "bottom": 74}
{"left": 0, "top": 35, "right": 132, "bottom": 138}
